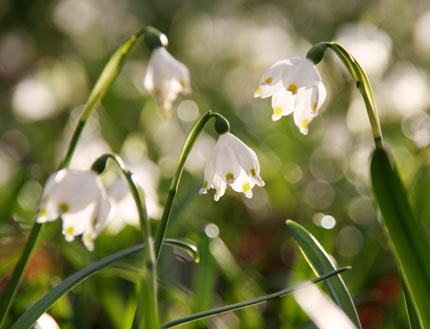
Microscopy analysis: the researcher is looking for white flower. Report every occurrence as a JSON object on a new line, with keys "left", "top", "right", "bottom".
{"left": 106, "top": 160, "right": 162, "bottom": 234}
{"left": 36, "top": 169, "right": 111, "bottom": 251}
{"left": 143, "top": 47, "right": 191, "bottom": 117}
{"left": 199, "top": 132, "right": 265, "bottom": 201}
{"left": 254, "top": 57, "right": 326, "bottom": 135}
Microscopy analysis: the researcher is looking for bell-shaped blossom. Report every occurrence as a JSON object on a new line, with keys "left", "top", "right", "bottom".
{"left": 143, "top": 47, "right": 191, "bottom": 117}
{"left": 199, "top": 132, "right": 265, "bottom": 201}
{"left": 36, "top": 169, "right": 111, "bottom": 251}
{"left": 254, "top": 57, "right": 326, "bottom": 135}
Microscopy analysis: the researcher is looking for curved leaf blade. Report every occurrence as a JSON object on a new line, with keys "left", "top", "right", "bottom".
{"left": 11, "top": 244, "right": 145, "bottom": 329}
{"left": 286, "top": 220, "right": 361, "bottom": 329}
{"left": 370, "top": 147, "right": 430, "bottom": 328}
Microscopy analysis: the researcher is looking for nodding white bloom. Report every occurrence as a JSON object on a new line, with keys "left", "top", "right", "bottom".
{"left": 36, "top": 169, "right": 111, "bottom": 251}
{"left": 143, "top": 47, "right": 191, "bottom": 117}
{"left": 254, "top": 57, "right": 326, "bottom": 135}
{"left": 199, "top": 132, "right": 265, "bottom": 201}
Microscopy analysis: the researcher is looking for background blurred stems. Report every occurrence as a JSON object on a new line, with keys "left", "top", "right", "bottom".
{"left": 0, "top": 28, "right": 148, "bottom": 328}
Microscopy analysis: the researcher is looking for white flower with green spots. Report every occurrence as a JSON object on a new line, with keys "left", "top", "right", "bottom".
{"left": 254, "top": 57, "right": 326, "bottom": 135}
{"left": 199, "top": 132, "right": 265, "bottom": 201}
{"left": 144, "top": 47, "right": 191, "bottom": 117}
{"left": 36, "top": 169, "right": 111, "bottom": 251}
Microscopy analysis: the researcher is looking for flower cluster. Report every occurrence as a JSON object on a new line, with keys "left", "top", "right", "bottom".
{"left": 254, "top": 57, "right": 326, "bottom": 135}
{"left": 36, "top": 34, "right": 331, "bottom": 249}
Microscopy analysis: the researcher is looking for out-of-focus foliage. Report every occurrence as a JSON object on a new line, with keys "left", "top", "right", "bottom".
{"left": 0, "top": 0, "right": 428, "bottom": 328}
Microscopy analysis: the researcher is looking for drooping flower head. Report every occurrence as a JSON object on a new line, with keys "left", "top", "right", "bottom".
{"left": 36, "top": 169, "right": 111, "bottom": 250}
{"left": 199, "top": 132, "right": 265, "bottom": 201}
{"left": 143, "top": 47, "right": 191, "bottom": 117}
{"left": 254, "top": 57, "right": 326, "bottom": 135}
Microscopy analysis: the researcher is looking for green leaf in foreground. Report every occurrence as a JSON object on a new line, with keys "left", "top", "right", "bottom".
{"left": 286, "top": 220, "right": 361, "bottom": 329}
{"left": 11, "top": 244, "right": 145, "bottom": 329}
{"left": 162, "top": 267, "right": 350, "bottom": 328}
{"left": 370, "top": 147, "right": 430, "bottom": 328}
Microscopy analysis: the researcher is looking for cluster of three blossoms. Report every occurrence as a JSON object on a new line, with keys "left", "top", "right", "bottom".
{"left": 37, "top": 44, "right": 326, "bottom": 250}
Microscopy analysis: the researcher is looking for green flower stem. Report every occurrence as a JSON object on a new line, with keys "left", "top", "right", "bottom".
{"left": 97, "top": 153, "right": 159, "bottom": 328}
{"left": 162, "top": 267, "right": 350, "bottom": 328}
{"left": 309, "top": 42, "right": 383, "bottom": 149}
{"left": 154, "top": 111, "right": 229, "bottom": 261}
{"left": 0, "top": 28, "right": 149, "bottom": 328}
{"left": 0, "top": 223, "right": 42, "bottom": 329}
{"left": 327, "top": 42, "right": 383, "bottom": 148}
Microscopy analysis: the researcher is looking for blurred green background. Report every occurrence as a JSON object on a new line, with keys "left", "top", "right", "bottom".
{"left": 0, "top": 0, "right": 429, "bottom": 328}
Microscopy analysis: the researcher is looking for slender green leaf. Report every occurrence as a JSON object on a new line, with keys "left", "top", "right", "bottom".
{"left": 162, "top": 267, "right": 350, "bottom": 328}
{"left": 11, "top": 244, "right": 145, "bottom": 329}
{"left": 286, "top": 220, "right": 361, "bottom": 329}
{"left": 411, "top": 164, "right": 430, "bottom": 241}
{"left": 403, "top": 279, "right": 421, "bottom": 329}
{"left": 370, "top": 147, "right": 430, "bottom": 328}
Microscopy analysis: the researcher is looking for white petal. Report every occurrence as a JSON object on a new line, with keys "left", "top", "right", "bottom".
{"left": 314, "top": 81, "right": 327, "bottom": 111}
{"left": 230, "top": 170, "right": 255, "bottom": 198}
{"left": 255, "top": 60, "right": 290, "bottom": 98}
{"left": 282, "top": 57, "right": 322, "bottom": 89}
{"left": 223, "top": 133, "right": 264, "bottom": 186}
{"left": 271, "top": 89, "right": 295, "bottom": 121}
{"left": 214, "top": 135, "right": 242, "bottom": 184}
{"left": 213, "top": 175, "right": 227, "bottom": 201}
{"left": 61, "top": 203, "right": 97, "bottom": 241}
{"left": 46, "top": 170, "right": 101, "bottom": 213}
{"left": 293, "top": 89, "right": 315, "bottom": 135}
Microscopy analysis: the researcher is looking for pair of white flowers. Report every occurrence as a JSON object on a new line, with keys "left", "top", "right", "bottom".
{"left": 36, "top": 132, "right": 265, "bottom": 250}
{"left": 37, "top": 46, "right": 326, "bottom": 249}
{"left": 143, "top": 46, "right": 326, "bottom": 134}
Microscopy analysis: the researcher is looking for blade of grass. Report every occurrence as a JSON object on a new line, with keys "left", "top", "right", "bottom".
{"left": 11, "top": 244, "right": 144, "bottom": 329}
{"left": 286, "top": 220, "right": 361, "bottom": 329}
{"left": 411, "top": 163, "right": 430, "bottom": 241}
{"left": 370, "top": 147, "right": 430, "bottom": 328}
{"left": 162, "top": 267, "right": 350, "bottom": 328}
